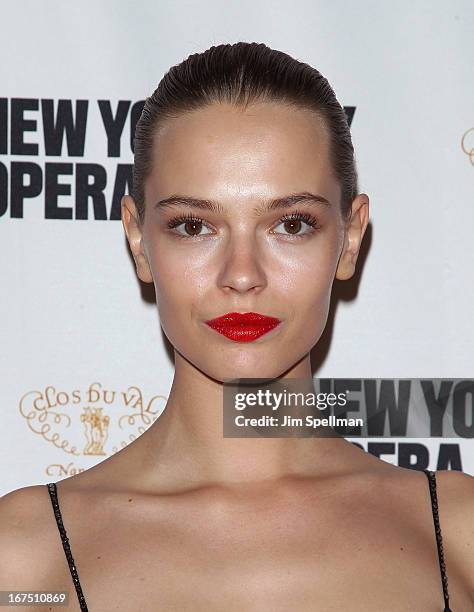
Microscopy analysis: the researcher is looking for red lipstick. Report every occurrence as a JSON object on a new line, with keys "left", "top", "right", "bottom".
{"left": 205, "top": 312, "right": 281, "bottom": 342}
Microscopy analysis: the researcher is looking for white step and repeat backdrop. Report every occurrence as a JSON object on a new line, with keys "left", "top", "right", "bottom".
{"left": 1, "top": 1, "right": 473, "bottom": 495}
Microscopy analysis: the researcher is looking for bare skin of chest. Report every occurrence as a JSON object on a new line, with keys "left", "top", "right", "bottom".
{"left": 27, "top": 476, "right": 469, "bottom": 611}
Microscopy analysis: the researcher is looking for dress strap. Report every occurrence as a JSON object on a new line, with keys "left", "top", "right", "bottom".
{"left": 423, "top": 469, "right": 452, "bottom": 612}
{"left": 46, "top": 482, "right": 89, "bottom": 612}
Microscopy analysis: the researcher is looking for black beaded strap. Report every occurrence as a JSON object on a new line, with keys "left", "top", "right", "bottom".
{"left": 46, "top": 483, "right": 89, "bottom": 612}
{"left": 423, "top": 470, "right": 452, "bottom": 612}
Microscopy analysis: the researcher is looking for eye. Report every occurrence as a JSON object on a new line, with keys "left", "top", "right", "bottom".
{"left": 165, "top": 209, "right": 321, "bottom": 240}
{"left": 271, "top": 211, "right": 321, "bottom": 237}
{"left": 167, "top": 213, "right": 213, "bottom": 238}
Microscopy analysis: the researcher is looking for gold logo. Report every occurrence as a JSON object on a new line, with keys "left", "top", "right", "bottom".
{"left": 461, "top": 128, "right": 474, "bottom": 166}
{"left": 81, "top": 407, "right": 110, "bottom": 455}
{"left": 19, "top": 382, "right": 166, "bottom": 476}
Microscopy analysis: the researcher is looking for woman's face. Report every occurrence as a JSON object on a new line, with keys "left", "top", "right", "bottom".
{"left": 122, "top": 101, "right": 368, "bottom": 381}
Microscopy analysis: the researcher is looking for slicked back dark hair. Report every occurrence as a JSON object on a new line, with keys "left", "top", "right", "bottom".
{"left": 132, "top": 42, "right": 358, "bottom": 224}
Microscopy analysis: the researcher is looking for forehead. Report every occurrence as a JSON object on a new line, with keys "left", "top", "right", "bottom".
{"left": 146, "top": 101, "right": 339, "bottom": 207}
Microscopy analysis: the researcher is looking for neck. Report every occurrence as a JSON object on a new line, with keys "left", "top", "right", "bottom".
{"left": 129, "top": 351, "right": 361, "bottom": 491}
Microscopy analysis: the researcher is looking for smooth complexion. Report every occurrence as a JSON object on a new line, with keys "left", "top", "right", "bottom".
{"left": 119, "top": 100, "right": 370, "bottom": 486}
{"left": 0, "top": 101, "right": 473, "bottom": 612}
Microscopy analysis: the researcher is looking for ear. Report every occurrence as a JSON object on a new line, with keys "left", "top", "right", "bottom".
{"left": 121, "top": 195, "right": 154, "bottom": 283}
{"left": 335, "top": 194, "right": 370, "bottom": 281}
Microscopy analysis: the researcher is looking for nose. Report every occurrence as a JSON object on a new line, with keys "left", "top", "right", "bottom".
{"left": 216, "top": 234, "right": 267, "bottom": 294}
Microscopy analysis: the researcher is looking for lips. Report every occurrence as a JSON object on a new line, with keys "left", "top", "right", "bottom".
{"left": 205, "top": 312, "right": 282, "bottom": 343}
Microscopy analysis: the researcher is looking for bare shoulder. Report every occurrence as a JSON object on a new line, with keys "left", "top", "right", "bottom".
{"left": 355, "top": 462, "right": 474, "bottom": 603}
{"left": 0, "top": 484, "right": 58, "bottom": 588}
{"left": 434, "top": 467, "right": 474, "bottom": 494}
{"left": 434, "top": 469, "right": 474, "bottom": 530}
{"left": 434, "top": 469, "right": 474, "bottom": 591}
{"left": 0, "top": 484, "right": 52, "bottom": 538}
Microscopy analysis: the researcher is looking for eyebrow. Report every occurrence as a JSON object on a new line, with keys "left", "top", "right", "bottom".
{"left": 154, "top": 191, "right": 332, "bottom": 215}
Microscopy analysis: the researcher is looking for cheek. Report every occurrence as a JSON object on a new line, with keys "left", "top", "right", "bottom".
{"left": 272, "top": 233, "right": 340, "bottom": 341}
{"left": 146, "top": 242, "right": 211, "bottom": 339}
{"left": 271, "top": 233, "right": 340, "bottom": 302}
{"left": 286, "top": 258, "right": 334, "bottom": 337}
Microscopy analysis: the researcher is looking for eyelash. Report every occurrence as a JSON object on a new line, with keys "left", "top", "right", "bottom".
{"left": 166, "top": 210, "right": 321, "bottom": 240}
